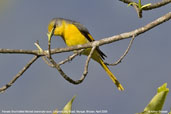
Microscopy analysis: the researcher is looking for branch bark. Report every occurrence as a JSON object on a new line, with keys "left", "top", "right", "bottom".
{"left": 105, "top": 35, "right": 135, "bottom": 66}
{"left": 143, "top": 0, "right": 171, "bottom": 10}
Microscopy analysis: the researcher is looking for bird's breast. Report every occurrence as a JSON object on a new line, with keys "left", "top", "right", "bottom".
{"left": 63, "top": 24, "right": 89, "bottom": 46}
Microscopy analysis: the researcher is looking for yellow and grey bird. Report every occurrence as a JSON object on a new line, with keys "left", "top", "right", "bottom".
{"left": 48, "top": 18, "right": 124, "bottom": 91}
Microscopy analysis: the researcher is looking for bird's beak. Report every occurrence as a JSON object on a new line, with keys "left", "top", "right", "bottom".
{"left": 47, "top": 26, "right": 55, "bottom": 42}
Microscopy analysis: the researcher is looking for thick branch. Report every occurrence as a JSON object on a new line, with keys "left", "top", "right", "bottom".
{"left": 0, "top": 12, "right": 170, "bottom": 55}
{"left": 0, "top": 48, "right": 39, "bottom": 55}
{"left": 0, "top": 12, "right": 170, "bottom": 56}
{"left": 99, "top": 12, "right": 171, "bottom": 45}
{"left": 143, "top": 0, "right": 171, "bottom": 10}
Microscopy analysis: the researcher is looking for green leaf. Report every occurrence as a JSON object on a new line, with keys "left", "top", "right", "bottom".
{"left": 62, "top": 96, "right": 76, "bottom": 114}
{"left": 137, "top": 83, "right": 169, "bottom": 114}
{"left": 141, "top": 3, "right": 151, "bottom": 9}
{"left": 127, "top": 0, "right": 151, "bottom": 11}
{"left": 157, "top": 83, "right": 168, "bottom": 93}
{"left": 138, "top": 0, "right": 142, "bottom": 9}
{"left": 169, "top": 111, "right": 171, "bottom": 114}
{"left": 52, "top": 109, "right": 58, "bottom": 114}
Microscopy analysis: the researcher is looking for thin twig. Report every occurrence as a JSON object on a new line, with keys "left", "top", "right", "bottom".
{"left": 35, "top": 40, "right": 84, "bottom": 68}
{"left": 35, "top": 41, "right": 84, "bottom": 67}
{"left": 141, "top": 0, "right": 171, "bottom": 10}
{"left": 58, "top": 49, "right": 84, "bottom": 66}
{"left": 48, "top": 46, "right": 96, "bottom": 85}
{"left": 0, "top": 56, "right": 39, "bottom": 93}
{"left": 35, "top": 42, "right": 55, "bottom": 68}
{"left": 132, "top": 3, "right": 142, "bottom": 18}
{"left": 105, "top": 35, "right": 135, "bottom": 66}
{"left": 83, "top": 46, "right": 96, "bottom": 76}
{"left": 42, "top": 57, "right": 55, "bottom": 67}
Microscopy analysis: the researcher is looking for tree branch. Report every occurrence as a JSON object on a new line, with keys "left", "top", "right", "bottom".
{"left": 0, "top": 12, "right": 170, "bottom": 91}
{"left": 58, "top": 49, "right": 84, "bottom": 66}
{"left": 0, "top": 12, "right": 170, "bottom": 56}
{"left": 143, "top": 0, "right": 171, "bottom": 10}
{"left": 0, "top": 48, "right": 39, "bottom": 55}
{"left": 0, "top": 56, "right": 39, "bottom": 93}
{"left": 99, "top": 12, "right": 171, "bottom": 45}
{"left": 105, "top": 34, "right": 135, "bottom": 66}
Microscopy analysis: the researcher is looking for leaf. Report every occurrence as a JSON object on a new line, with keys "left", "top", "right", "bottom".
{"left": 52, "top": 109, "right": 58, "bottom": 114}
{"left": 138, "top": 0, "right": 142, "bottom": 9}
{"left": 62, "top": 96, "right": 76, "bottom": 114}
{"left": 157, "top": 83, "right": 168, "bottom": 93}
{"left": 137, "top": 83, "right": 169, "bottom": 114}
{"left": 141, "top": 3, "right": 151, "bottom": 9}
{"left": 144, "top": 83, "right": 169, "bottom": 111}
{"left": 169, "top": 111, "right": 171, "bottom": 114}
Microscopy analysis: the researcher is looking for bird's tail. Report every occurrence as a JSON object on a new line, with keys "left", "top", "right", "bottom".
{"left": 99, "top": 59, "right": 124, "bottom": 91}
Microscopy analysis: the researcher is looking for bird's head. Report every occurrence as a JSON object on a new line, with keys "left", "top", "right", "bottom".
{"left": 48, "top": 18, "right": 65, "bottom": 37}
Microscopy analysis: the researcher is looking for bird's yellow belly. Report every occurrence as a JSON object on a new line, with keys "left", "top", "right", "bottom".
{"left": 65, "top": 35, "right": 88, "bottom": 46}
{"left": 64, "top": 24, "right": 89, "bottom": 46}
{"left": 63, "top": 24, "right": 100, "bottom": 62}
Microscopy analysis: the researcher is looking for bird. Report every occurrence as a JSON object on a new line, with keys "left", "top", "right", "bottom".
{"left": 48, "top": 18, "right": 124, "bottom": 91}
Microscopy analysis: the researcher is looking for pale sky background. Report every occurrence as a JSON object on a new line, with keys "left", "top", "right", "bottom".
{"left": 0, "top": 0, "right": 171, "bottom": 114}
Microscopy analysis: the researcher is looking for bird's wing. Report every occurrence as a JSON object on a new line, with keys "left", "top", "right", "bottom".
{"left": 73, "top": 22, "right": 107, "bottom": 60}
